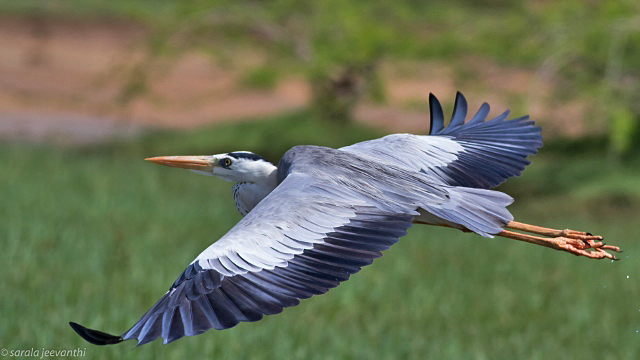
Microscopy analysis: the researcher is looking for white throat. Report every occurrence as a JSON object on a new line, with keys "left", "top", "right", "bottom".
{"left": 232, "top": 167, "right": 278, "bottom": 216}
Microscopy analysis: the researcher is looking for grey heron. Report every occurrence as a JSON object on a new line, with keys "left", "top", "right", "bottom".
{"left": 70, "top": 92, "right": 620, "bottom": 346}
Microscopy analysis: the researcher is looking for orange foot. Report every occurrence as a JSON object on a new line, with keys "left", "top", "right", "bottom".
{"left": 498, "top": 221, "right": 621, "bottom": 260}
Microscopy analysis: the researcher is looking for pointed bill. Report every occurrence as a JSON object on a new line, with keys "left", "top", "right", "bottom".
{"left": 145, "top": 156, "right": 216, "bottom": 171}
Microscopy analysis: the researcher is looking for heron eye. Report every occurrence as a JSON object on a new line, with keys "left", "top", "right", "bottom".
{"left": 224, "top": 158, "right": 232, "bottom": 167}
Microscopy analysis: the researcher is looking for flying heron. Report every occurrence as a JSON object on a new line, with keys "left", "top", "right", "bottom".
{"left": 70, "top": 92, "right": 620, "bottom": 346}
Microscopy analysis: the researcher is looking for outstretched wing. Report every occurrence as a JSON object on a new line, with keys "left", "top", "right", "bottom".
{"left": 70, "top": 148, "right": 513, "bottom": 346}
{"left": 340, "top": 92, "right": 543, "bottom": 189}
{"left": 71, "top": 174, "right": 414, "bottom": 346}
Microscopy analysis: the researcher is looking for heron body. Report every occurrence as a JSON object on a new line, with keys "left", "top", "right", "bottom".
{"left": 70, "top": 92, "right": 620, "bottom": 347}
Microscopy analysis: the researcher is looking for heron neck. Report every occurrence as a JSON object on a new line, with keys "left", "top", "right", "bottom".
{"left": 233, "top": 167, "right": 278, "bottom": 216}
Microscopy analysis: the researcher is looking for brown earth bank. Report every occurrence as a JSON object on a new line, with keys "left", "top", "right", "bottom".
{"left": 0, "top": 16, "right": 595, "bottom": 144}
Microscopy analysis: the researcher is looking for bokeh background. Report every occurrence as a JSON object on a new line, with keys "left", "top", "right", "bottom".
{"left": 1, "top": 1, "right": 640, "bottom": 359}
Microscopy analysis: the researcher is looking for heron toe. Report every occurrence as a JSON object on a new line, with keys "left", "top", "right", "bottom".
{"left": 553, "top": 236, "right": 620, "bottom": 260}
{"left": 497, "top": 226, "right": 621, "bottom": 260}
{"left": 558, "top": 229, "right": 603, "bottom": 242}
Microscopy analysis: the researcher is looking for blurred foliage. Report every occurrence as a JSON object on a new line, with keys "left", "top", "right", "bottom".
{"left": 131, "top": 110, "right": 382, "bottom": 161}
{"left": 609, "top": 107, "right": 638, "bottom": 157}
{"left": 241, "top": 66, "right": 278, "bottom": 90}
{"left": 1, "top": 0, "right": 639, "bottom": 148}
{"left": 2, "top": 113, "right": 640, "bottom": 359}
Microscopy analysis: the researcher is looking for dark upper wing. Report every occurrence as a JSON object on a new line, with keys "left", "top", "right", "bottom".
{"left": 340, "top": 92, "right": 543, "bottom": 189}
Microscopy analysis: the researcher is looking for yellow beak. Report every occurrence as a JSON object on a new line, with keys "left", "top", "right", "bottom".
{"left": 145, "top": 155, "right": 216, "bottom": 171}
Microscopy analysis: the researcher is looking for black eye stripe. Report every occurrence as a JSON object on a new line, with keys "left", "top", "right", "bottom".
{"left": 227, "top": 152, "right": 264, "bottom": 161}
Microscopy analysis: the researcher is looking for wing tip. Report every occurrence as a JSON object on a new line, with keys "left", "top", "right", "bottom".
{"left": 69, "top": 322, "right": 123, "bottom": 346}
{"left": 429, "top": 93, "right": 445, "bottom": 134}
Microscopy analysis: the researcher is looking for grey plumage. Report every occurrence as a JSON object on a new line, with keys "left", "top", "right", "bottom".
{"left": 342, "top": 92, "right": 542, "bottom": 189}
{"left": 70, "top": 92, "right": 542, "bottom": 346}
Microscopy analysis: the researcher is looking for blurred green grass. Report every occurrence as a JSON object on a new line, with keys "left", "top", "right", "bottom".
{"left": 1, "top": 112, "right": 640, "bottom": 359}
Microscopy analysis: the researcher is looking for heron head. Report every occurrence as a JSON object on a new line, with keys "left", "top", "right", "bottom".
{"left": 146, "top": 151, "right": 277, "bottom": 183}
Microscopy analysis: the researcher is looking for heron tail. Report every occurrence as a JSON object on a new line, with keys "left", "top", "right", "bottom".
{"left": 418, "top": 186, "right": 514, "bottom": 238}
